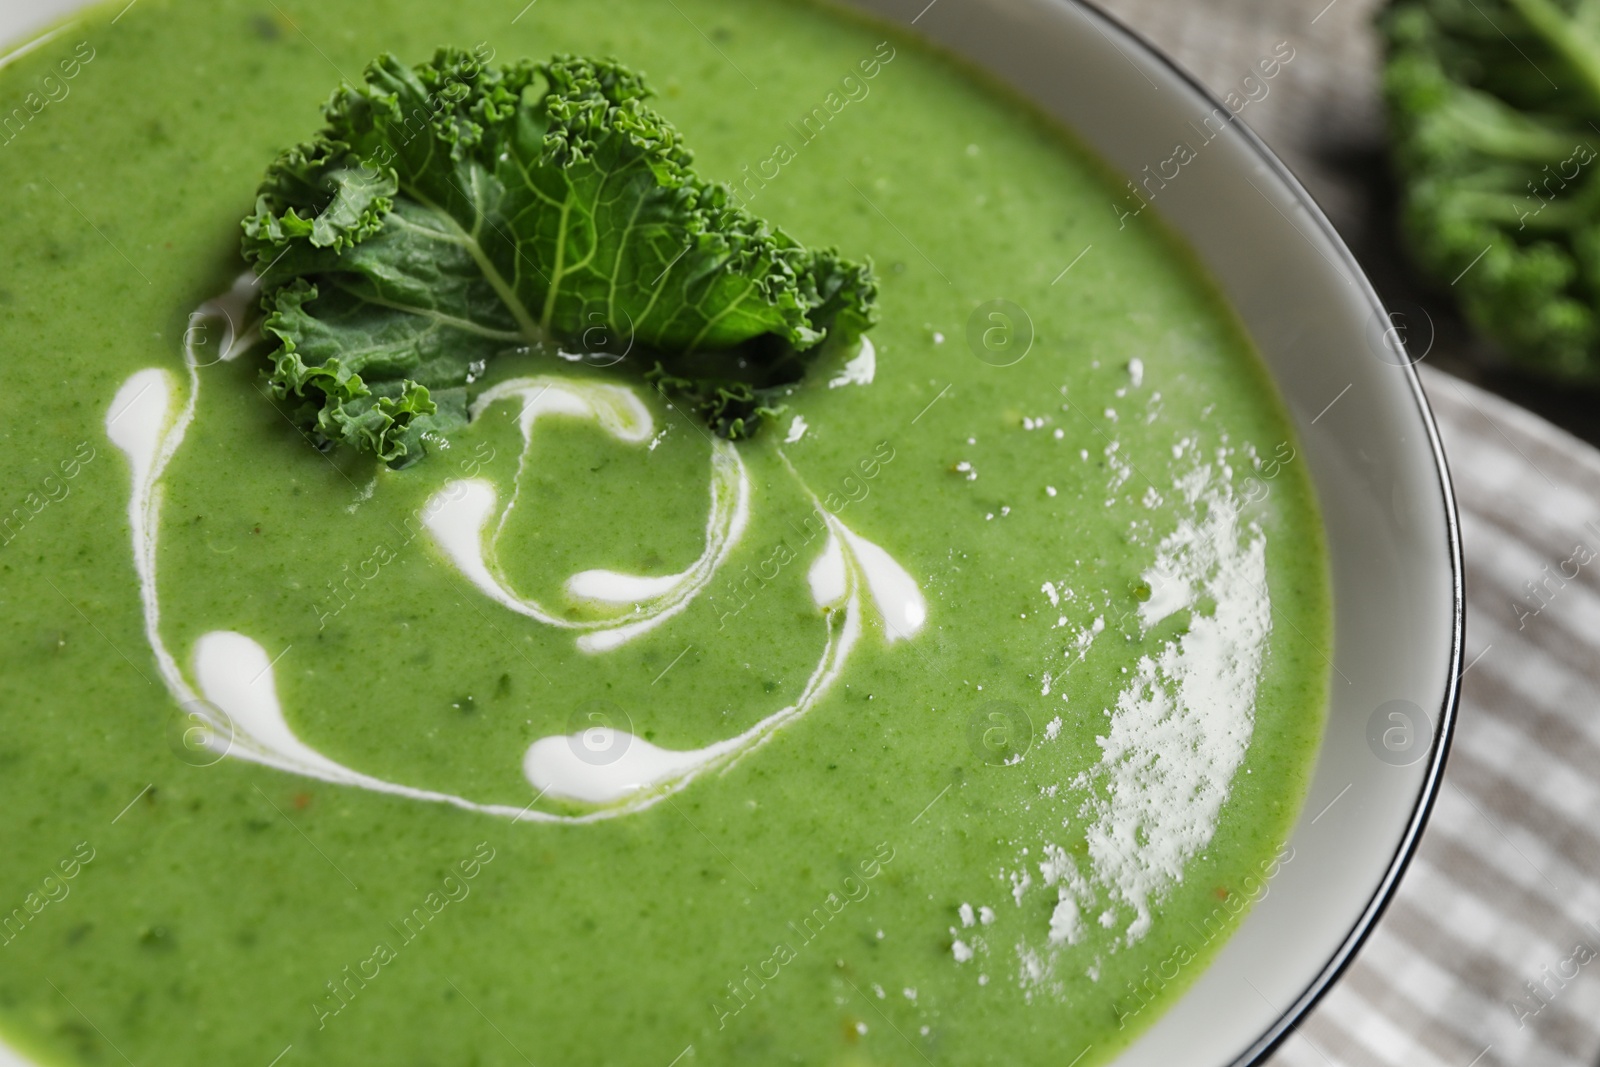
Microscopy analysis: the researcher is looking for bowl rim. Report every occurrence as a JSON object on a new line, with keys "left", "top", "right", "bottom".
{"left": 1055, "top": 1, "right": 1465, "bottom": 1061}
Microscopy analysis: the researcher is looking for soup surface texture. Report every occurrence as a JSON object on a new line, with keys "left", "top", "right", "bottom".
{"left": 0, "top": 1, "right": 1329, "bottom": 1064}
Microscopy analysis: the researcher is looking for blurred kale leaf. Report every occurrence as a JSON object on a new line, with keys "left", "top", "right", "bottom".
{"left": 1379, "top": 0, "right": 1600, "bottom": 377}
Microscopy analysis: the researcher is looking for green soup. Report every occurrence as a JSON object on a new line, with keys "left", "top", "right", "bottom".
{"left": 0, "top": 0, "right": 1329, "bottom": 1064}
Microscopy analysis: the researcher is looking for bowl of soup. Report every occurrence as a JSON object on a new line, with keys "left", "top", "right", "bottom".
{"left": 0, "top": 0, "right": 1459, "bottom": 1065}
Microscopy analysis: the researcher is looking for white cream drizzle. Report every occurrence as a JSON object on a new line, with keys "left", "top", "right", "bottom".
{"left": 827, "top": 335, "right": 876, "bottom": 388}
{"left": 524, "top": 531, "right": 861, "bottom": 804}
{"left": 184, "top": 271, "right": 261, "bottom": 367}
{"left": 521, "top": 508, "right": 924, "bottom": 804}
{"left": 105, "top": 357, "right": 579, "bottom": 821}
{"left": 425, "top": 376, "right": 750, "bottom": 654}
{"left": 109, "top": 286, "right": 925, "bottom": 820}
{"left": 774, "top": 445, "right": 927, "bottom": 644}
{"left": 837, "top": 524, "right": 927, "bottom": 640}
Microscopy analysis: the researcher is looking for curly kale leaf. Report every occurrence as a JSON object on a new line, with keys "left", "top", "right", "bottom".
{"left": 242, "top": 49, "right": 877, "bottom": 464}
{"left": 1378, "top": 0, "right": 1600, "bottom": 377}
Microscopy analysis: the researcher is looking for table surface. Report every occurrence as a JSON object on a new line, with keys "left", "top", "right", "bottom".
{"left": 1090, "top": 3, "right": 1600, "bottom": 1065}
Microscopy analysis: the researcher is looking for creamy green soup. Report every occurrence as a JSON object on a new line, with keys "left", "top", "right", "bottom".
{"left": 0, "top": 0, "right": 1329, "bottom": 1064}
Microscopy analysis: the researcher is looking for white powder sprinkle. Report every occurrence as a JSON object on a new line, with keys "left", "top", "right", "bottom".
{"left": 1075, "top": 468, "right": 1272, "bottom": 919}
{"left": 952, "top": 940, "right": 974, "bottom": 963}
{"left": 1048, "top": 895, "right": 1082, "bottom": 946}
{"left": 1010, "top": 868, "right": 1032, "bottom": 906}
{"left": 985, "top": 455, "right": 1273, "bottom": 990}
{"left": 344, "top": 477, "right": 378, "bottom": 514}
{"left": 1068, "top": 616, "right": 1104, "bottom": 661}
{"left": 784, "top": 415, "right": 809, "bottom": 443}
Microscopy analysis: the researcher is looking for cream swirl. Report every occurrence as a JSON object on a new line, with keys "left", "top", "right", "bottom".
{"left": 108, "top": 282, "right": 924, "bottom": 821}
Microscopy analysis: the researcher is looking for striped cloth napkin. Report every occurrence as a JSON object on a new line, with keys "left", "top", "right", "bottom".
{"left": 1268, "top": 366, "right": 1600, "bottom": 1067}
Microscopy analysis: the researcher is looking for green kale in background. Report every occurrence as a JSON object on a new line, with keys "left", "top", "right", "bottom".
{"left": 1379, "top": 0, "right": 1600, "bottom": 379}
{"left": 242, "top": 49, "right": 877, "bottom": 465}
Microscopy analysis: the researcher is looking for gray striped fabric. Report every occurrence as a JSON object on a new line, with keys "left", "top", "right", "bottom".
{"left": 1267, "top": 367, "right": 1600, "bottom": 1067}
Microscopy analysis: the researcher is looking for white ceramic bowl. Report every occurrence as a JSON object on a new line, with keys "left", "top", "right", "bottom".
{"left": 0, "top": 2, "right": 1463, "bottom": 1064}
